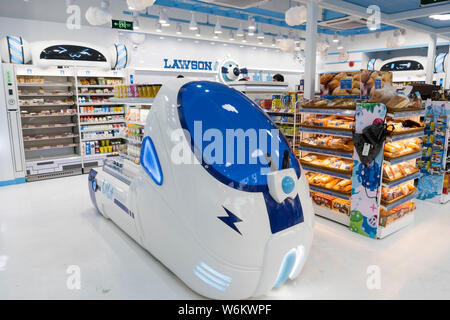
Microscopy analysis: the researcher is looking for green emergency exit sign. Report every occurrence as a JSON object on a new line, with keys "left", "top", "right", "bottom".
{"left": 112, "top": 20, "right": 133, "bottom": 30}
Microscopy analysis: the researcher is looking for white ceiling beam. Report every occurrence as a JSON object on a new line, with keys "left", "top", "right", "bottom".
{"left": 388, "top": 4, "right": 450, "bottom": 21}
{"left": 318, "top": 0, "right": 450, "bottom": 41}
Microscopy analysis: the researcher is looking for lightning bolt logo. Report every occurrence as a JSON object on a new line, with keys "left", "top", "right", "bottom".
{"left": 218, "top": 207, "right": 242, "bottom": 235}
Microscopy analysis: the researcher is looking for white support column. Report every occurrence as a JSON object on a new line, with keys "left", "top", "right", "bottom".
{"left": 426, "top": 34, "right": 437, "bottom": 85}
{"left": 304, "top": 0, "right": 319, "bottom": 100}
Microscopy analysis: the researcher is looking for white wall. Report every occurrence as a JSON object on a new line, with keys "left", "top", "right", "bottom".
{"left": 0, "top": 17, "right": 305, "bottom": 90}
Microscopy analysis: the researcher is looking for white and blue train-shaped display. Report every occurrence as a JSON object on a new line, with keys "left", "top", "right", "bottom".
{"left": 0, "top": 37, "right": 128, "bottom": 70}
{"left": 88, "top": 80, "right": 314, "bottom": 299}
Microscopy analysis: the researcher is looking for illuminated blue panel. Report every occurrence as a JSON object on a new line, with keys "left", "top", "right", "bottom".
{"left": 273, "top": 249, "right": 297, "bottom": 288}
{"left": 141, "top": 136, "right": 163, "bottom": 186}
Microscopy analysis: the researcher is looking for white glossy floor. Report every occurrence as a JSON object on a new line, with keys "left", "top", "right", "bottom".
{"left": 0, "top": 174, "right": 449, "bottom": 300}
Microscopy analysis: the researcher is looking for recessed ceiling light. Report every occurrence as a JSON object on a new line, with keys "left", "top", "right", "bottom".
{"left": 133, "top": 18, "right": 139, "bottom": 30}
{"left": 430, "top": 14, "right": 450, "bottom": 20}
{"left": 332, "top": 32, "right": 339, "bottom": 43}
{"left": 248, "top": 16, "right": 256, "bottom": 31}
{"left": 159, "top": 9, "right": 169, "bottom": 25}
{"left": 155, "top": 22, "right": 162, "bottom": 33}
{"left": 276, "top": 31, "right": 284, "bottom": 42}
{"left": 176, "top": 23, "right": 182, "bottom": 35}
{"left": 229, "top": 30, "right": 235, "bottom": 41}
{"left": 257, "top": 26, "right": 265, "bottom": 40}
{"left": 214, "top": 19, "right": 223, "bottom": 34}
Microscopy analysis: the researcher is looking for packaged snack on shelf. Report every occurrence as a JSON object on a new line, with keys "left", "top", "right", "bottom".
{"left": 281, "top": 93, "right": 291, "bottom": 111}
{"left": 386, "top": 94, "right": 410, "bottom": 109}
{"left": 444, "top": 174, "right": 450, "bottom": 195}
{"left": 288, "top": 92, "right": 302, "bottom": 110}
{"left": 328, "top": 99, "right": 357, "bottom": 109}
{"left": 301, "top": 155, "right": 318, "bottom": 163}
{"left": 333, "top": 179, "right": 352, "bottom": 191}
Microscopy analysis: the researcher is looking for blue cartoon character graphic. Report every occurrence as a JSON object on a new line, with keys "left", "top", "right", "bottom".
{"left": 361, "top": 215, "right": 378, "bottom": 238}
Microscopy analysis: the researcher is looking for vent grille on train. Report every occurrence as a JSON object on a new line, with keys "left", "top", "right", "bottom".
{"left": 26, "top": 169, "right": 82, "bottom": 182}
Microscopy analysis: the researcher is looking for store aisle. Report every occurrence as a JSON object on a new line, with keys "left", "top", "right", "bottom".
{"left": 0, "top": 175, "right": 449, "bottom": 300}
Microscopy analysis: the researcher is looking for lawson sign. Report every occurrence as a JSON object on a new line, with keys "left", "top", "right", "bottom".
{"left": 163, "top": 58, "right": 214, "bottom": 71}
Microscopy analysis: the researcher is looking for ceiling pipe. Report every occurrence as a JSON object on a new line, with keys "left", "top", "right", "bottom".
{"left": 151, "top": 0, "right": 337, "bottom": 35}
{"left": 122, "top": 10, "right": 305, "bottom": 40}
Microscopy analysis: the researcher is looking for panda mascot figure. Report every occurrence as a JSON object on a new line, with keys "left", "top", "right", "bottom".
{"left": 88, "top": 79, "right": 314, "bottom": 299}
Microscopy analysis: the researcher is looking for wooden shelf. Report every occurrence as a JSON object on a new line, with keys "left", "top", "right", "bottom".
{"left": 25, "top": 143, "right": 78, "bottom": 151}
{"left": 23, "top": 134, "right": 78, "bottom": 142}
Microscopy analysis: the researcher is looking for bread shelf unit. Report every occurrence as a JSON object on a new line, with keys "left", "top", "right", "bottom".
{"left": 298, "top": 101, "right": 424, "bottom": 239}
